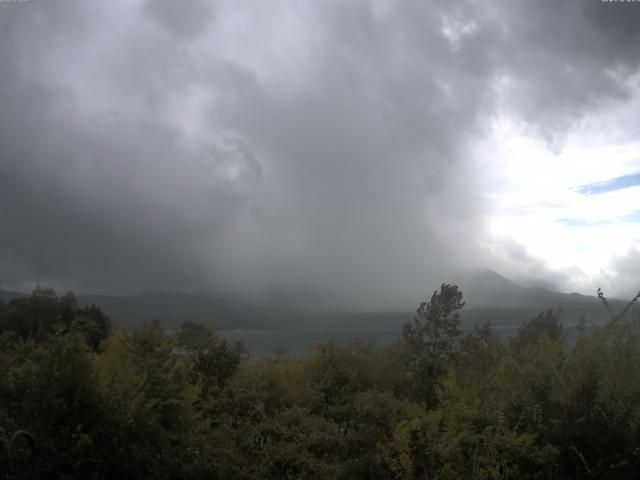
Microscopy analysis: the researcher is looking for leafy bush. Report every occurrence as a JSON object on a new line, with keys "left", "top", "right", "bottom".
{"left": 1, "top": 286, "right": 639, "bottom": 479}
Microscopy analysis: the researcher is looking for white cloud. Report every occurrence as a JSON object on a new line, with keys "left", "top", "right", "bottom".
{"left": 482, "top": 82, "right": 640, "bottom": 295}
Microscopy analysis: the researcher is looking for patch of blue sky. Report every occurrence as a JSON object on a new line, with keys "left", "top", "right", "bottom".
{"left": 558, "top": 210, "right": 640, "bottom": 227}
{"left": 620, "top": 210, "right": 640, "bottom": 222}
{"left": 556, "top": 218, "right": 614, "bottom": 227}
{"left": 575, "top": 171, "right": 640, "bottom": 195}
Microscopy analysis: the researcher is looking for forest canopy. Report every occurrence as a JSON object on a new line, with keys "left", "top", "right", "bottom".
{"left": 1, "top": 285, "right": 640, "bottom": 479}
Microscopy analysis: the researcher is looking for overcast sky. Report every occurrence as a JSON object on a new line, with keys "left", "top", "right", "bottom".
{"left": 1, "top": 0, "right": 639, "bottom": 309}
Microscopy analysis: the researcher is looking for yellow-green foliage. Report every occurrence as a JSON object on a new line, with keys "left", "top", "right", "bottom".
{"left": 1, "top": 287, "right": 640, "bottom": 479}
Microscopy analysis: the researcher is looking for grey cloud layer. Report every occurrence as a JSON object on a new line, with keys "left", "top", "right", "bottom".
{"left": 1, "top": 0, "right": 639, "bottom": 308}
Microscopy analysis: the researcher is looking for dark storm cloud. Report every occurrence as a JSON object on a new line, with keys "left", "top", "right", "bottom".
{"left": 1, "top": 0, "right": 639, "bottom": 308}
{"left": 144, "top": 0, "right": 215, "bottom": 39}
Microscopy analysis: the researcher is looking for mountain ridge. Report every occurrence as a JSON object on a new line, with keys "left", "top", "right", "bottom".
{"left": 0, "top": 271, "right": 627, "bottom": 330}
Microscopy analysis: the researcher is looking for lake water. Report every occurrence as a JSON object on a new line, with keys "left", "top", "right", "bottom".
{"left": 218, "top": 323, "right": 596, "bottom": 358}
{"left": 218, "top": 329, "right": 402, "bottom": 358}
{"left": 218, "top": 324, "right": 570, "bottom": 358}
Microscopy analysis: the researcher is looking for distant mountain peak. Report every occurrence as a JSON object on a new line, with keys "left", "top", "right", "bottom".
{"left": 472, "top": 269, "right": 523, "bottom": 287}
{"left": 453, "top": 269, "right": 598, "bottom": 310}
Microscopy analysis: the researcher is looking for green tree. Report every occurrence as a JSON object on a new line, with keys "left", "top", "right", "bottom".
{"left": 404, "top": 284, "right": 465, "bottom": 358}
{"left": 176, "top": 319, "right": 215, "bottom": 353}
{"left": 403, "top": 283, "right": 465, "bottom": 407}
{"left": 176, "top": 320, "right": 243, "bottom": 398}
{"left": 511, "top": 308, "right": 564, "bottom": 353}
{"left": 0, "top": 288, "right": 111, "bottom": 351}
{"left": 0, "top": 335, "right": 104, "bottom": 477}
{"left": 94, "top": 322, "right": 195, "bottom": 478}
